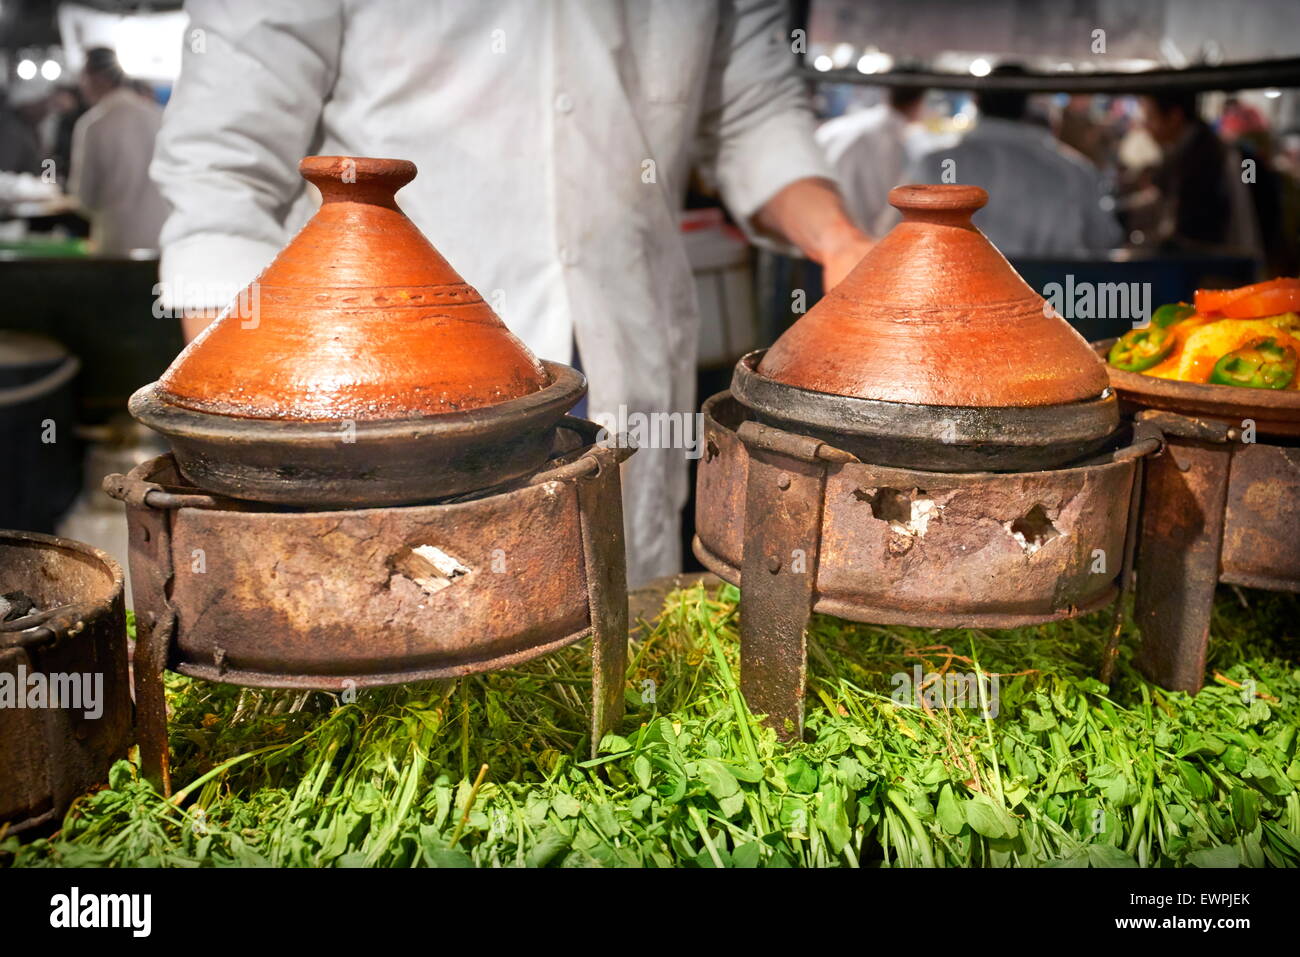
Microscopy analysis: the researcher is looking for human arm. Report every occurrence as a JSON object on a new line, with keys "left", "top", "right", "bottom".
{"left": 150, "top": 0, "right": 344, "bottom": 339}
{"left": 695, "top": 0, "right": 872, "bottom": 290}
{"left": 752, "top": 176, "right": 875, "bottom": 290}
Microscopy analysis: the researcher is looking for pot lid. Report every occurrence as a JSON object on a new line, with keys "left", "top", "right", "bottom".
{"left": 156, "top": 156, "right": 551, "bottom": 421}
{"left": 757, "top": 184, "right": 1110, "bottom": 408}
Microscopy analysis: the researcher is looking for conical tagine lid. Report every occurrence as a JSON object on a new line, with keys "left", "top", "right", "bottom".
{"left": 157, "top": 156, "right": 551, "bottom": 421}
{"left": 758, "top": 184, "right": 1109, "bottom": 408}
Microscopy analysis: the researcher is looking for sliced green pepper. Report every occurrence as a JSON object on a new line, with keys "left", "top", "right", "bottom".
{"left": 1109, "top": 326, "right": 1174, "bottom": 372}
{"left": 1152, "top": 302, "right": 1196, "bottom": 328}
{"left": 1209, "top": 338, "right": 1297, "bottom": 389}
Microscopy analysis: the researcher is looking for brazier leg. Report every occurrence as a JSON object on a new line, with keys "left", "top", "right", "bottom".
{"left": 1101, "top": 454, "right": 1148, "bottom": 686}
{"left": 134, "top": 610, "right": 174, "bottom": 796}
{"left": 124, "top": 501, "right": 177, "bottom": 796}
{"left": 577, "top": 455, "right": 628, "bottom": 758}
{"left": 738, "top": 434, "right": 828, "bottom": 740}
{"left": 1133, "top": 437, "right": 1232, "bottom": 692}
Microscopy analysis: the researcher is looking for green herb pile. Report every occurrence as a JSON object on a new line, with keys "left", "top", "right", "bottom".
{"left": 4, "top": 583, "right": 1298, "bottom": 867}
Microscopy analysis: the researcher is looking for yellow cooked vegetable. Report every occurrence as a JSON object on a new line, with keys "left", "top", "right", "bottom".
{"left": 1143, "top": 314, "right": 1212, "bottom": 378}
{"left": 1158, "top": 319, "right": 1300, "bottom": 385}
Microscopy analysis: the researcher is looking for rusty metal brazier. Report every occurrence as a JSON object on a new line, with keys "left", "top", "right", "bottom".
{"left": 107, "top": 419, "right": 630, "bottom": 794}
{"left": 694, "top": 394, "right": 1155, "bottom": 735}
{"left": 1, "top": 531, "right": 131, "bottom": 833}
{"left": 1100, "top": 344, "right": 1300, "bottom": 692}
{"left": 1131, "top": 416, "right": 1300, "bottom": 691}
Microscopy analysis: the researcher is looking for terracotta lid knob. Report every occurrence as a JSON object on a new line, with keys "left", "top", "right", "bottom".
{"left": 888, "top": 184, "right": 987, "bottom": 225}
{"left": 299, "top": 155, "right": 417, "bottom": 206}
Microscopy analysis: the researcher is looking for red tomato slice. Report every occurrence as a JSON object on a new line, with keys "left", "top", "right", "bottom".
{"left": 1196, "top": 278, "right": 1300, "bottom": 316}
{"left": 1218, "top": 287, "right": 1300, "bottom": 318}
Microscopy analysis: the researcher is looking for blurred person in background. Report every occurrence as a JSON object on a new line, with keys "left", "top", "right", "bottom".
{"left": 1142, "top": 91, "right": 1261, "bottom": 258}
{"left": 1277, "top": 129, "right": 1300, "bottom": 275}
{"left": 0, "top": 87, "right": 42, "bottom": 174}
{"left": 899, "top": 65, "right": 1120, "bottom": 256}
{"left": 1217, "top": 97, "right": 1295, "bottom": 275}
{"left": 47, "top": 86, "right": 87, "bottom": 186}
{"left": 1277, "top": 129, "right": 1300, "bottom": 179}
{"left": 69, "top": 47, "right": 169, "bottom": 254}
{"left": 816, "top": 83, "right": 927, "bottom": 236}
{"left": 1055, "top": 94, "right": 1115, "bottom": 169}
{"left": 1219, "top": 96, "right": 1267, "bottom": 143}
{"left": 127, "top": 78, "right": 159, "bottom": 101}
{"left": 150, "top": 0, "right": 873, "bottom": 587}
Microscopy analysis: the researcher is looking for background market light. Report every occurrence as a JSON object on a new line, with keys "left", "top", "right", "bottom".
{"left": 856, "top": 50, "right": 893, "bottom": 75}
{"left": 16, "top": 58, "right": 37, "bottom": 80}
{"left": 40, "top": 59, "right": 61, "bottom": 81}
{"left": 969, "top": 57, "right": 992, "bottom": 77}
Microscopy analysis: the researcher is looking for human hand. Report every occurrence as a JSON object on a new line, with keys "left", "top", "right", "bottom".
{"left": 819, "top": 230, "right": 875, "bottom": 291}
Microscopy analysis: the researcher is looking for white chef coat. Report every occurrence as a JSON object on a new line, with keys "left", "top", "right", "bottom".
{"left": 151, "top": 0, "right": 828, "bottom": 586}
{"left": 816, "top": 104, "right": 921, "bottom": 236}
{"left": 897, "top": 116, "right": 1122, "bottom": 257}
{"left": 69, "top": 87, "right": 170, "bottom": 255}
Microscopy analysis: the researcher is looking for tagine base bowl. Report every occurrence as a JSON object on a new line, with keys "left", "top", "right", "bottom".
{"left": 131, "top": 361, "right": 586, "bottom": 508}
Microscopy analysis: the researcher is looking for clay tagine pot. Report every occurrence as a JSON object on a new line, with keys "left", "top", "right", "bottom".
{"left": 734, "top": 184, "right": 1117, "bottom": 472}
{"left": 131, "top": 156, "right": 584, "bottom": 507}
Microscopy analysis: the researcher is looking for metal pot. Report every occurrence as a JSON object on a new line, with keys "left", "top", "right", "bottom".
{"left": 131, "top": 361, "right": 585, "bottom": 508}
{"left": 0, "top": 530, "right": 131, "bottom": 834}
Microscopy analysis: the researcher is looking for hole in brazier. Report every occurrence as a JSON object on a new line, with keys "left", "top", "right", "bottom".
{"left": 854, "top": 487, "right": 939, "bottom": 537}
{"left": 855, "top": 486, "right": 914, "bottom": 524}
{"left": 1007, "top": 504, "right": 1060, "bottom": 554}
{"left": 390, "top": 544, "right": 471, "bottom": 596}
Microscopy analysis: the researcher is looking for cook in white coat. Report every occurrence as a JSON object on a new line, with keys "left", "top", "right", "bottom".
{"left": 151, "top": 0, "right": 872, "bottom": 586}
{"left": 70, "top": 47, "right": 170, "bottom": 255}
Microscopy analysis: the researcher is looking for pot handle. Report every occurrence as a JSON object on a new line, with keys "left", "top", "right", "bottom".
{"left": 1133, "top": 408, "right": 1241, "bottom": 445}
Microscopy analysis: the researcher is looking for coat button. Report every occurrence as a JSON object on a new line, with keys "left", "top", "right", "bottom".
{"left": 555, "top": 92, "right": 574, "bottom": 114}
